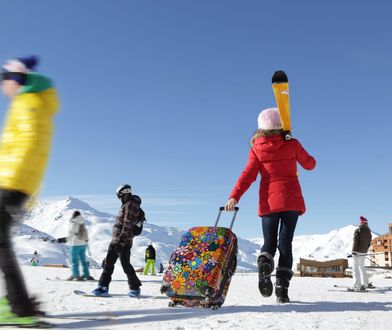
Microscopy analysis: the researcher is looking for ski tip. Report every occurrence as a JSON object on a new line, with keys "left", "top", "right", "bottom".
{"left": 272, "top": 70, "right": 288, "bottom": 84}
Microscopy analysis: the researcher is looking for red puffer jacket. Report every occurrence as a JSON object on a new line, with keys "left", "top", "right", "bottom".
{"left": 229, "top": 134, "right": 316, "bottom": 216}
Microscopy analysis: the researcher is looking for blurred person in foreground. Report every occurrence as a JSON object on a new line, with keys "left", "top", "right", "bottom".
{"left": 0, "top": 56, "right": 59, "bottom": 327}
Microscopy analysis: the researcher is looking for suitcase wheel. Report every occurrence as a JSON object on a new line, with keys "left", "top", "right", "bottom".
{"left": 211, "top": 305, "right": 220, "bottom": 311}
{"left": 168, "top": 301, "right": 177, "bottom": 307}
{"left": 160, "top": 285, "right": 168, "bottom": 294}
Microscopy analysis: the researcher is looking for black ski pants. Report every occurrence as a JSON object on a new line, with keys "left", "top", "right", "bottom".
{"left": 99, "top": 243, "right": 141, "bottom": 290}
{"left": 0, "top": 189, "right": 35, "bottom": 316}
{"left": 260, "top": 211, "right": 299, "bottom": 269}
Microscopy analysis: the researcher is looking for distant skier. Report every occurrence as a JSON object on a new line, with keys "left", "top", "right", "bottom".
{"left": 350, "top": 216, "right": 373, "bottom": 291}
{"left": 159, "top": 263, "right": 164, "bottom": 274}
{"left": 57, "top": 211, "right": 94, "bottom": 281}
{"left": 143, "top": 241, "right": 156, "bottom": 276}
{"left": 30, "top": 251, "right": 40, "bottom": 266}
{"left": 92, "top": 184, "right": 145, "bottom": 297}
{"left": 0, "top": 55, "right": 59, "bottom": 326}
{"left": 225, "top": 108, "right": 316, "bottom": 303}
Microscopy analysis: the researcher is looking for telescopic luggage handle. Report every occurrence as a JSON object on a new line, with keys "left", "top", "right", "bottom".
{"left": 214, "top": 206, "right": 239, "bottom": 230}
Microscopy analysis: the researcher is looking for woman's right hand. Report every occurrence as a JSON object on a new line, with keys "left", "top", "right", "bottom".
{"left": 225, "top": 198, "right": 238, "bottom": 211}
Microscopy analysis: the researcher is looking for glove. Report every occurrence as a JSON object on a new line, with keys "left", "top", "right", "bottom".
{"left": 57, "top": 237, "right": 67, "bottom": 244}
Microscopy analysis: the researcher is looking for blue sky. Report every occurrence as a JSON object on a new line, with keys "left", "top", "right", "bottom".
{"left": 1, "top": 1, "right": 392, "bottom": 238}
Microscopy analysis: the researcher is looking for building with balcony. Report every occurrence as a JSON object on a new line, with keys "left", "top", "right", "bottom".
{"left": 371, "top": 223, "right": 392, "bottom": 268}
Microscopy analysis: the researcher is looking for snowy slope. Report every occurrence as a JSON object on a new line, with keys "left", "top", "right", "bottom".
{"left": 12, "top": 223, "right": 69, "bottom": 266}
{"left": 22, "top": 197, "right": 260, "bottom": 271}
{"left": 20, "top": 197, "right": 375, "bottom": 272}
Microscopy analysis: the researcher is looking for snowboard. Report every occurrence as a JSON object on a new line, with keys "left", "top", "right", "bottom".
{"left": 73, "top": 290, "right": 127, "bottom": 298}
{"left": 272, "top": 70, "right": 292, "bottom": 140}
{"left": 73, "top": 290, "right": 164, "bottom": 299}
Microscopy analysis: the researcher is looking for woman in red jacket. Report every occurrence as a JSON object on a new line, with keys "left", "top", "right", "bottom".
{"left": 225, "top": 108, "right": 316, "bottom": 303}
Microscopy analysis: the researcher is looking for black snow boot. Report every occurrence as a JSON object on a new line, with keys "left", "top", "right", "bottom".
{"left": 257, "top": 252, "right": 274, "bottom": 297}
{"left": 275, "top": 267, "right": 293, "bottom": 303}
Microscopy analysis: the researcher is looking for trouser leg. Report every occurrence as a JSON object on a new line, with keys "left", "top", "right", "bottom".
{"left": 0, "top": 189, "right": 35, "bottom": 316}
{"left": 99, "top": 244, "right": 118, "bottom": 287}
{"left": 357, "top": 254, "right": 368, "bottom": 286}
{"left": 119, "top": 245, "right": 142, "bottom": 290}
{"left": 277, "top": 211, "right": 299, "bottom": 269}
{"left": 71, "top": 246, "right": 80, "bottom": 277}
{"left": 260, "top": 213, "right": 280, "bottom": 257}
{"left": 352, "top": 254, "right": 361, "bottom": 288}
{"left": 79, "top": 245, "right": 90, "bottom": 277}
{"left": 150, "top": 261, "right": 155, "bottom": 275}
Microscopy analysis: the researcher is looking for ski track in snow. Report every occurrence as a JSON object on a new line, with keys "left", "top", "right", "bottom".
{"left": 1, "top": 266, "right": 391, "bottom": 329}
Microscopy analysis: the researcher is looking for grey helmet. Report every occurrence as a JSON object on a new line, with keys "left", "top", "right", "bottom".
{"left": 116, "top": 184, "right": 132, "bottom": 199}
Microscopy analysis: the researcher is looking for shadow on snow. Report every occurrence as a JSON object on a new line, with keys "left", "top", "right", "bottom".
{"left": 49, "top": 301, "right": 392, "bottom": 329}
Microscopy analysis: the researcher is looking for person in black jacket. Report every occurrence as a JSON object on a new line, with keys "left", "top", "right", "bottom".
{"left": 351, "top": 216, "right": 373, "bottom": 291}
{"left": 92, "top": 184, "right": 144, "bottom": 297}
{"left": 143, "top": 242, "right": 156, "bottom": 276}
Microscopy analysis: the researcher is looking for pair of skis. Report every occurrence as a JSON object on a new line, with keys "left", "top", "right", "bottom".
{"left": 332, "top": 284, "right": 392, "bottom": 292}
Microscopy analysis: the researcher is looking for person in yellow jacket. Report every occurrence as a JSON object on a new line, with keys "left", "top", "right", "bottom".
{"left": 0, "top": 56, "right": 59, "bottom": 327}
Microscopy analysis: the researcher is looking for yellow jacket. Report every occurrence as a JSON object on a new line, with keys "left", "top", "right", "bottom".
{"left": 0, "top": 73, "right": 59, "bottom": 196}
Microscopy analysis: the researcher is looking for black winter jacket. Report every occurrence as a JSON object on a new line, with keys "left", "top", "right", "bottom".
{"left": 352, "top": 224, "right": 372, "bottom": 253}
{"left": 111, "top": 194, "right": 144, "bottom": 245}
{"left": 145, "top": 245, "right": 156, "bottom": 261}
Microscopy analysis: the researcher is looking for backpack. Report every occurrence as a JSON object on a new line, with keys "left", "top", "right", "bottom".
{"left": 133, "top": 208, "right": 146, "bottom": 236}
{"left": 77, "top": 223, "right": 88, "bottom": 242}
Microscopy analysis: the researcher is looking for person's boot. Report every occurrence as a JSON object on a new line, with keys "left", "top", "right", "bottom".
{"left": 275, "top": 267, "right": 293, "bottom": 303}
{"left": 0, "top": 296, "right": 49, "bottom": 328}
{"left": 83, "top": 275, "right": 95, "bottom": 281}
{"left": 128, "top": 288, "right": 141, "bottom": 298}
{"left": 91, "top": 286, "right": 109, "bottom": 297}
{"left": 257, "top": 252, "right": 274, "bottom": 297}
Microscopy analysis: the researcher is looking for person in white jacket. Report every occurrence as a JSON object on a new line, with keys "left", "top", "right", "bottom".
{"left": 66, "top": 211, "right": 94, "bottom": 281}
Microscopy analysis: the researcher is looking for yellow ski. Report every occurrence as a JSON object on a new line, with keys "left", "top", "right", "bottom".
{"left": 272, "top": 70, "right": 291, "bottom": 140}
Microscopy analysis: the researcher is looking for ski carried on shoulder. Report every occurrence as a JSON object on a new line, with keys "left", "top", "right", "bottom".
{"left": 272, "top": 70, "right": 292, "bottom": 140}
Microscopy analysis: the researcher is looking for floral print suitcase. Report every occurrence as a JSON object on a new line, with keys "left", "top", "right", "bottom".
{"left": 161, "top": 207, "right": 238, "bottom": 309}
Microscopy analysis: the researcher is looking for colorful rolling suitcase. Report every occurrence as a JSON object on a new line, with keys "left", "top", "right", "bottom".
{"left": 161, "top": 207, "right": 238, "bottom": 309}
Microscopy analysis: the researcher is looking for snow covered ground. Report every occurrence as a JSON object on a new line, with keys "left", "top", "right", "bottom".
{"left": 1, "top": 266, "right": 391, "bottom": 329}
{"left": 3, "top": 197, "right": 390, "bottom": 329}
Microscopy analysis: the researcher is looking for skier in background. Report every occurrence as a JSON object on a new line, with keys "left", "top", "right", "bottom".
{"left": 92, "top": 184, "right": 144, "bottom": 297}
{"left": 0, "top": 56, "right": 59, "bottom": 326}
{"left": 58, "top": 210, "right": 94, "bottom": 281}
{"left": 143, "top": 241, "right": 156, "bottom": 276}
{"left": 350, "top": 216, "right": 374, "bottom": 291}
{"left": 225, "top": 108, "right": 316, "bottom": 303}
{"left": 30, "top": 251, "right": 40, "bottom": 266}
